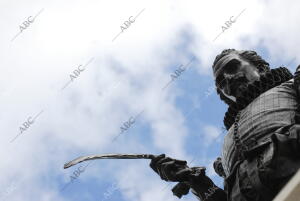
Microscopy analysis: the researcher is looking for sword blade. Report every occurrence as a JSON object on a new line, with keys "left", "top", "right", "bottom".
{"left": 64, "top": 154, "right": 156, "bottom": 169}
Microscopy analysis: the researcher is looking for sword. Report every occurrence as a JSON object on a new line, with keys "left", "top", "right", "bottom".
{"left": 63, "top": 153, "right": 195, "bottom": 198}
{"left": 64, "top": 154, "right": 156, "bottom": 169}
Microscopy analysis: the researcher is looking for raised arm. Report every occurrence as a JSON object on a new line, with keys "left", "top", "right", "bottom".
{"left": 149, "top": 154, "right": 227, "bottom": 201}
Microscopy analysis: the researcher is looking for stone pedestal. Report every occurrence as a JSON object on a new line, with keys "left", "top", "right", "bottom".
{"left": 273, "top": 170, "right": 300, "bottom": 201}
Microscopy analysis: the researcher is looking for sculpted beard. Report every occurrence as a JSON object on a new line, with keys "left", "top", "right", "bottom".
{"left": 229, "top": 74, "right": 250, "bottom": 98}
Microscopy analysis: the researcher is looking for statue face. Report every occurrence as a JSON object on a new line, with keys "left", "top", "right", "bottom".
{"left": 214, "top": 53, "right": 260, "bottom": 100}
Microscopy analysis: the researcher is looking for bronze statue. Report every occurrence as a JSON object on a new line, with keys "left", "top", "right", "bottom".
{"left": 149, "top": 49, "right": 300, "bottom": 201}
{"left": 64, "top": 49, "right": 300, "bottom": 201}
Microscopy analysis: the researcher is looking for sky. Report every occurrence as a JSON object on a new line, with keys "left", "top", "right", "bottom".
{"left": 0, "top": 0, "right": 300, "bottom": 201}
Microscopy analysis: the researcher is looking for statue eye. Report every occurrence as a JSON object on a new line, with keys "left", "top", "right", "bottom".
{"left": 224, "top": 59, "right": 240, "bottom": 74}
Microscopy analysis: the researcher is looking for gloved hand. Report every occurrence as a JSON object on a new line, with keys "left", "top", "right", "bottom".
{"left": 150, "top": 154, "right": 192, "bottom": 182}
{"left": 149, "top": 154, "right": 207, "bottom": 199}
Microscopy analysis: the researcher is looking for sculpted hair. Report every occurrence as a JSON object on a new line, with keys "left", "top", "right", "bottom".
{"left": 213, "top": 49, "right": 270, "bottom": 74}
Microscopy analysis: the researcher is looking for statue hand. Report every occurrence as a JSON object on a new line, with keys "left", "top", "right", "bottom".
{"left": 150, "top": 154, "right": 192, "bottom": 182}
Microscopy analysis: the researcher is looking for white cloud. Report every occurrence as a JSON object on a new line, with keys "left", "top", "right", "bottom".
{"left": 202, "top": 125, "right": 222, "bottom": 146}
{"left": 1, "top": 0, "right": 300, "bottom": 200}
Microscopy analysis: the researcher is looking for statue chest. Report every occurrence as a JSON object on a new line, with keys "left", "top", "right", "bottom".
{"left": 222, "top": 80, "right": 298, "bottom": 177}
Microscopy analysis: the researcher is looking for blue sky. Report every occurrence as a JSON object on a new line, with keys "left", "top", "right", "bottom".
{"left": 0, "top": 0, "right": 300, "bottom": 201}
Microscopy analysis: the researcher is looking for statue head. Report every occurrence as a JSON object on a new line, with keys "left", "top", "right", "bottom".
{"left": 212, "top": 49, "right": 270, "bottom": 103}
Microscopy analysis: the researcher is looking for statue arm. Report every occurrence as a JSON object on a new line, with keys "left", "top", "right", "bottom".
{"left": 150, "top": 155, "right": 228, "bottom": 200}
{"left": 187, "top": 168, "right": 227, "bottom": 201}
{"left": 171, "top": 167, "right": 227, "bottom": 201}
{"left": 188, "top": 158, "right": 227, "bottom": 201}
{"left": 190, "top": 184, "right": 227, "bottom": 201}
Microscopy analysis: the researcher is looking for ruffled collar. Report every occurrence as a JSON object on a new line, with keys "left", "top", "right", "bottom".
{"left": 223, "top": 67, "right": 293, "bottom": 130}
